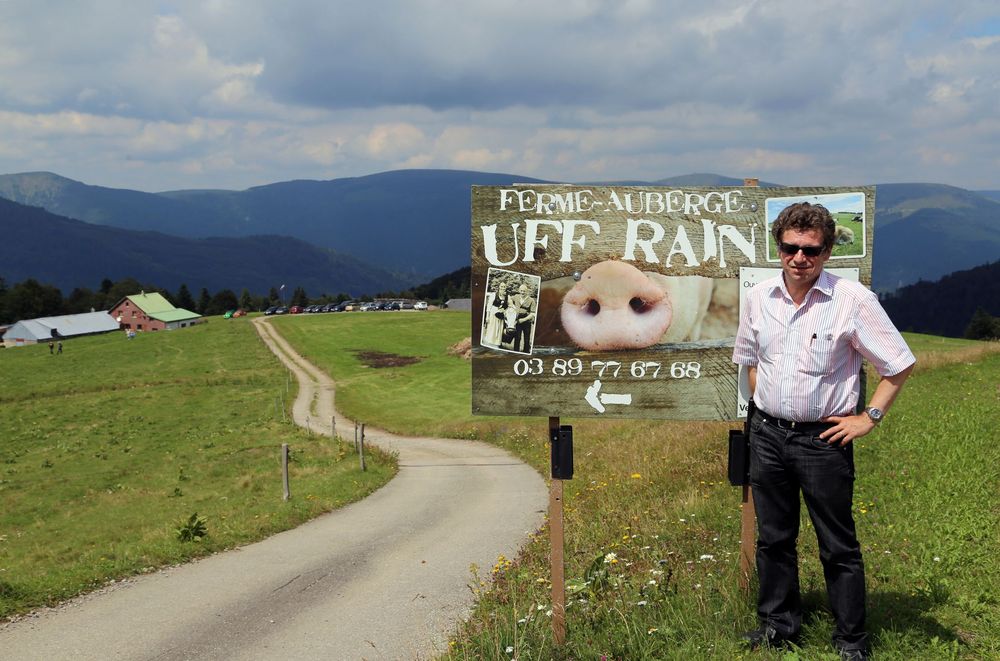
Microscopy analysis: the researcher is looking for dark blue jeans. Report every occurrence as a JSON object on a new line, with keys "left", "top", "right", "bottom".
{"left": 749, "top": 411, "right": 868, "bottom": 652}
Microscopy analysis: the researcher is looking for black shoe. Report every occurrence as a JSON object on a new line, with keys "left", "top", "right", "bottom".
{"left": 742, "top": 624, "right": 798, "bottom": 650}
{"left": 838, "top": 649, "right": 869, "bottom": 661}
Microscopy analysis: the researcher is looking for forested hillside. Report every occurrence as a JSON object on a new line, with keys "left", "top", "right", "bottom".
{"left": 0, "top": 197, "right": 413, "bottom": 298}
{"left": 880, "top": 260, "right": 1000, "bottom": 338}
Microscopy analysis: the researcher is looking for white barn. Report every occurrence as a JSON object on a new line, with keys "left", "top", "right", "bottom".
{"left": 2, "top": 311, "right": 119, "bottom": 347}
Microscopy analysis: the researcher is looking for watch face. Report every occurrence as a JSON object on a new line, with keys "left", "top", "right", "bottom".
{"left": 867, "top": 407, "right": 884, "bottom": 422}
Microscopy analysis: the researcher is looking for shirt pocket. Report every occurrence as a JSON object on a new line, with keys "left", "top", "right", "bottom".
{"left": 798, "top": 332, "right": 838, "bottom": 375}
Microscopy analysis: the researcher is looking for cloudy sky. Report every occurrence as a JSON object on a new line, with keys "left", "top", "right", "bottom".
{"left": 0, "top": 0, "right": 997, "bottom": 192}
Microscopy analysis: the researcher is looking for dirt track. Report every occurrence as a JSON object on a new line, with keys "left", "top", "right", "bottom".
{"left": 0, "top": 317, "right": 546, "bottom": 660}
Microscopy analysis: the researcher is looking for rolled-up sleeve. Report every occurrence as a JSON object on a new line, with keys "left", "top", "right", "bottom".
{"left": 732, "top": 290, "right": 759, "bottom": 367}
{"left": 852, "top": 289, "right": 916, "bottom": 377}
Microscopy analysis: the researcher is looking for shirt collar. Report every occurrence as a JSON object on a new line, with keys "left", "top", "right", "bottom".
{"left": 768, "top": 269, "right": 835, "bottom": 302}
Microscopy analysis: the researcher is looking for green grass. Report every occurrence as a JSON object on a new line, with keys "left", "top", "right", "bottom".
{"left": 445, "top": 339, "right": 1000, "bottom": 661}
{"left": 5, "top": 308, "right": 998, "bottom": 660}
{"left": 0, "top": 317, "right": 395, "bottom": 619}
{"left": 270, "top": 311, "right": 480, "bottom": 436}
{"left": 267, "top": 313, "right": 1000, "bottom": 660}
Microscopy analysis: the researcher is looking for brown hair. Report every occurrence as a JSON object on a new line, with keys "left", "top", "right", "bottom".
{"left": 771, "top": 202, "right": 835, "bottom": 251}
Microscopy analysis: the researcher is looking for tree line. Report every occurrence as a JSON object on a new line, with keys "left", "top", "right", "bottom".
{"left": 879, "top": 260, "right": 1000, "bottom": 340}
{"left": 0, "top": 267, "right": 472, "bottom": 325}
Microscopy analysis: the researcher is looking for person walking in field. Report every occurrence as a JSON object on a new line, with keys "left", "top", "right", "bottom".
{"left": 48, "top": 340, "right": 54, "bottom": 354}
{"left": 57, "top": 341, "right": 63, "bottom": 354}
{"left": 732, "top": 202, "right": 915, "bottom": 661}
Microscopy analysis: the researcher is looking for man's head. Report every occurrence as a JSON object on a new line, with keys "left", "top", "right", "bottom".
{"left": 772, "top": 202, "right": 834, "bottom": 293}
{"left": 771, "top": 202, "right": 836, "bottom": 252}
{"left": 519, "top": 284, "right": 528, "bottom": 296}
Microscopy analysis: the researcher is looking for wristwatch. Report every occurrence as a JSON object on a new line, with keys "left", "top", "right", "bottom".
{"left": 865, "top": 407, "right": 884, "bottom": 425}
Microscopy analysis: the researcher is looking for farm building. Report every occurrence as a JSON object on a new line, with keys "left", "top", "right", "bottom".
{"left": 2, "top": 311, "right": 119, "bottom": 347}
{"left": 108, "top": 292, "right": 202, "bottom": 332}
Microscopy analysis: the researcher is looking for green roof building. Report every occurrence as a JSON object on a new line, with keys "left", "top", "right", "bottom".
{"left": 108, "top": 292, "right": 202, "bottom": 332}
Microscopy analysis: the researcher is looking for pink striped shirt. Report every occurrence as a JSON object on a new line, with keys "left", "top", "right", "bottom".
{"left": 732, "top": 270, "right": 915, "bottom": 422}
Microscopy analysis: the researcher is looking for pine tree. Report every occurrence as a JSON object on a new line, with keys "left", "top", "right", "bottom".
{"left": 197, "top": 288, "right": 211, "bottom": 315}
{"left": 291, "top": 286, "right": 309, "bottom": 307}
{"left": 176, "top": 284, "right": 196, "bottom": 311}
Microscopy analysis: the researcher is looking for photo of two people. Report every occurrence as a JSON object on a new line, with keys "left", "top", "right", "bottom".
{"left": 480, "top": 268, "right": 540, "bottom": 355}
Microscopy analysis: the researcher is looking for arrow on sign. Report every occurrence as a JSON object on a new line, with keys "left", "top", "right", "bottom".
{"left": 584, "top": 379, "right": 633, "bottom": 413}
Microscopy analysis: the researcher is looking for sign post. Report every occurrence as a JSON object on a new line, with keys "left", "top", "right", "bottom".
{"left": 739, "top": 179, "right": 758, "bottom": 591}
{"left": 548, "top": 416, "right": 566, "bottom": 646}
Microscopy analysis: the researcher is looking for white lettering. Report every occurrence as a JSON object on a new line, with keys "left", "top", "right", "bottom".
{"left": 665, "top": 225, "right": 699, "bottom": 267}
{"left": 684, "top": 193, "right": 705, "bottom": 216}
{"left": 624, "top": 218, "right": 665, "bottom": 263}
{"left": 607, "top": 190, "right": 625, "bottom": 212}
{"left": 701, "top": 219, "right": 718, "bottom": 262}
{"left": 716, "top": 224, "right": 756, "bottom": 268}
{"left": 726, "top": 190, "right": 744, "bottom": 213}
{"left": 499, "top": 189, "right": 517, "bottom": 211}
{"left": 560, "top": 220, "right": 601, "bottom": 262}
{"left": 522, "top": 219, "right": 564, "bottom": 262}
{"left": 482, "top": 223, "right": 521, "bottom": 267}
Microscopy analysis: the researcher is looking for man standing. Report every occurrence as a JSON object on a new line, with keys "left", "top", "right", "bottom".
{"left": 732, "top": 202, "right": 915, "bottom": 660}
{"left": 512, "top": 283, "right": 537, "bottom": 354}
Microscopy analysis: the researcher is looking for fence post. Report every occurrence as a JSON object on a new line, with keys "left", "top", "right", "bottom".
{"left": 282, "top": 443, "right": 290, "bottom": 501}
{"left": 359, "top": 423, "right": 367, "bottom": 472}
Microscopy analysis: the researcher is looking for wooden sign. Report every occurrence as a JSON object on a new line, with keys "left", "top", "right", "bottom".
{"left": 471, "top": 185, "right": 875, "bottom": 419}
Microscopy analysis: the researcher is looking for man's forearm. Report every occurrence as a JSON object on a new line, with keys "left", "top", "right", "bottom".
{"left": 867, "top": 364, "right": 914, "bottom": 415}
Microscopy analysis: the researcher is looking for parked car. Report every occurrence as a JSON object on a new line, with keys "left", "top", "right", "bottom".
{"left": 414, "top": 301, "right": 428, "bottom": 310}
{"left": 322, "top": 303, "right": 338, "bottom": 312}
{"left": 289, "top": 306, "right": 304, "bottom": 314}
{"left": 273, "top": 306, "right": 289, "bottom": 315}
{"left": 264, "top": 306, "right": 279, "bottom": 315}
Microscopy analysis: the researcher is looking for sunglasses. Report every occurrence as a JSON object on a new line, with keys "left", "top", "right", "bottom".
{"left": 779, "top": 242, "right": 825, "bottom": 257}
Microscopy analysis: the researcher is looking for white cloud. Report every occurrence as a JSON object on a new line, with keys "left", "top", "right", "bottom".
{"left": 0, "top": 1, "right": 998, "bottom": 189}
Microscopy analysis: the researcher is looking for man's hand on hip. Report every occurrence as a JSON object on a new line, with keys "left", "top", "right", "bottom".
{"left": 819, "top": 414, "right": 877, "bottom": 446}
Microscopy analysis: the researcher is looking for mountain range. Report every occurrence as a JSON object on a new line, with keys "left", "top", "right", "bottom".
{"left": 1, "top": 170, "right": 998, "bottom": 294}
{"left": 0, "top": 197, "right": 411, "bottom": 297}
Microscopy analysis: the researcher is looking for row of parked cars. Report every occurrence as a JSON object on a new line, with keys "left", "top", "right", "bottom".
{"left": 264, "top": 300, "right": 428, "bottom": 315}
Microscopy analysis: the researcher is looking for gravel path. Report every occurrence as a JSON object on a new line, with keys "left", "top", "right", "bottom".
{"left": 0, "top": 317, "right": 546, "bottom": 660}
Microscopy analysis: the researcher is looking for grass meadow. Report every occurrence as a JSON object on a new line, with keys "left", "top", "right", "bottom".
{"left": 3, "top": 309, "right": 997, "bottom": 660}
{"left": 274, "top": 311, "right": 1000, "bottom": 661}
{"left": 0, "top": 317, "right": 394, "bottom": 619}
